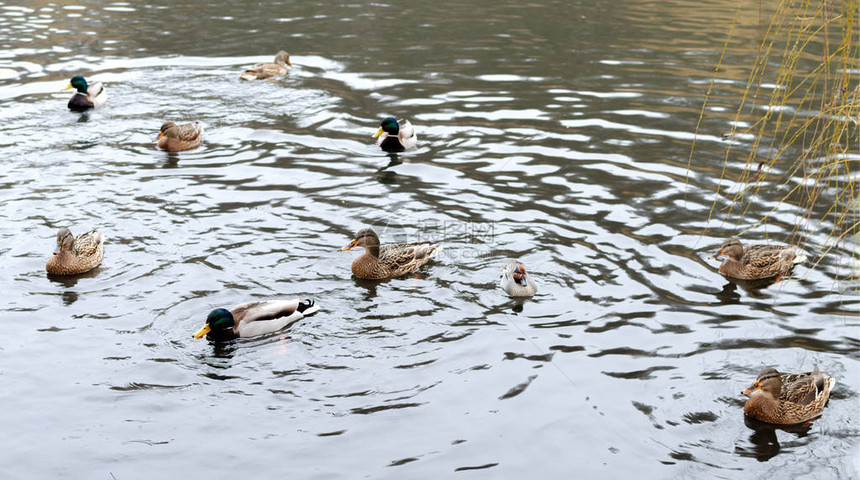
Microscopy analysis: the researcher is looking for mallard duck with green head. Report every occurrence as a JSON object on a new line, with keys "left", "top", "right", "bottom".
{"left": 710, "top": 237, "right": 806, "bottom": 280}
{"left": 239, "top": 51, "right": 292, "bottom": 80}
{"left": 155, "top": 121, "right": 204, "bottom": 151}
{"left": 742, "top": 366, "right": 835, "bottom": 424}
{"left": 63, "top": 75, "right": 107, "bottom": 111}
{"left": 342, "top": 227, "right": 440, "bottom": 279}
{"left": 193, "top": 298, "right": 319, "bottom": 341}
{"left": 46, "top": 227, "right": 105, "bottom": 275}
{"left": 373, "top": 117, "right": 417, "bottom": 152}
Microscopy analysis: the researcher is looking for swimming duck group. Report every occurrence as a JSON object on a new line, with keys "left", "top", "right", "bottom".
{"left": 53, "top": 52, "right": 834, "bottom": 426}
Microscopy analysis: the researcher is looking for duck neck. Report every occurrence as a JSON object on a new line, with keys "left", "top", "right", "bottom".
{"left": 745, "top": 392, "right": 781, "bottom": 421}
{"left": 720, "top": 257, "right": 742, "bottom": 273}
{"left": 365, "top": 244, "right": 380, "bottom": 258}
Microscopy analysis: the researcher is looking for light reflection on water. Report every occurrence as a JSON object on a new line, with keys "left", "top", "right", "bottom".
{"left": 0, "top": 0, "right": 857, "bottom": 478}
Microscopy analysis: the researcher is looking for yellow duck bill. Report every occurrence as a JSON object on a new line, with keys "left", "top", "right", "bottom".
{"left": 192, "top": 324, "right": 211, "bottom": 339}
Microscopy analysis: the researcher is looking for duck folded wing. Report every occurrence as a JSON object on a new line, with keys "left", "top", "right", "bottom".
{"left": 237, "top": 310, "right": 304, "bottom": 337}
{"left": 398, "top": 120, "right": 417, "bottom": 149}
{"left": 781, "top": 368, "right": 832, "bottom": 405}
{"left": 411, "top": 242, "right": 439, "bottom": 260}
{"left": 240, "top": 61, "right": 288, "bottom": 80}
{"left": 380, "top": 242, "right": 438, "bottom": 265}
{"left": 230, "top": 299, "right": 300, "bottom": 323}
{"left": 73, "top": 230, "right": 104, "bottom": 256}
{"left": 230, "top": 299, "right": 304, "bottom": 337}
{"left": 176, "top": 123, "right": 202, "bottom": 141}
{"left": 249, "top": 64, "right": 277, "bottom": 76}
{"left": 89, "top": 82, "right": 104, "bottom": 97}
{"left": 88, "top": 82, "right": 107, "bottom": 107}
{"left": 398, "top": 119, "right": 415, "bottom": 138}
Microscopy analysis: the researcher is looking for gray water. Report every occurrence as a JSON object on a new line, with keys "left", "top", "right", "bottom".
{"left": 1, "top": 0, "right": 858, "bottom": 478}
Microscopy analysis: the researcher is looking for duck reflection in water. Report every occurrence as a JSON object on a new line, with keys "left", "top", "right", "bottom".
{"left": 380, "top": 153, "right": 402, "bottom": 171}
{"left": 47, "top": 266, "right": 103, "bottom": 306}
{"left": 47, "top": 267, "right": 101, "bottom": 287}
{"left": 161, "top": 151, "right": 182, "bottom": 168}
{"left": 352, "top": 276, "right": 380, "bottom": 301}
{"left": 736, "top": 415, "right": 812, "bottom": 462}
{"left": 61, "top": 290, "right": 79, "bottom": 306}
{"left": 376, "top": 168, "right": 398, "bottom": 185}
{"left": 728, "top": 276, "right": 782, "bottom": 293}
{"left": 715, "top": 276, "right": 776, "bottom": 303}
{"left": 715, "top": 281, "right": 741, "bottom": 304}
{"left": 208, "top": 341, "right": 238, "bottom": 362}
{"left": 510, "top": 298, "right": 525, "bottom": 313}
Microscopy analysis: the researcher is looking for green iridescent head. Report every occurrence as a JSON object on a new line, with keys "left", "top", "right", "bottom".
{"left": 193, "top": 308, "right": 235, "bottom": 339}
{"left": 66, "top": 75, "right": 88, "bottom": 93}
{"left": 379, "top": 117, "right": 399, "bottom": 135}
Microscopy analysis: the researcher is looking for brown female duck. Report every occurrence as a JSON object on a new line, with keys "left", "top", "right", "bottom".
{"left": 239, "top": 51, "right": 291, "bottom": 80}
{"left": 742, "top": 367, "right": 835, "bottom": 424}
{"left": 45, "top": 227, "right": 105, "bottom": 275}
{"left": 155, "top": 121, "right": 204, "bottom": 151}
{"left": 341, "top": 227, "right": 441, "bottom": 279}
{"left": 710, "top": 238, "right": 805, "bottom": 280}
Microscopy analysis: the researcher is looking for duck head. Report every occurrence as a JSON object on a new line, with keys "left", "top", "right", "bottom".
{"left": 710, "top": 237, "right": 743, "bottom": 260}
{"left": 64, "top": 75, "right": 89, "bottom": 94}
{"left": 55, "top": 227, "right": 74, "bottom": 253}
{"left": 193, "top": 308, "right": 235, "bottom": 339}
{"left": 342, "top": 227, "right": 381, "bottom": 251}
{"left": 373, "top": 117, "right": 399, "bottom": 138}
{"left": 502, "top": 261, "right": 530, "bottom": 286}
{"left": 742, "top": 367, "right": 781, "bottom": 399}
{"left": 512, "top": 263, "right": 529, "bottom": 286}
{"left": 155, "top": 122, "right": 177, "bottom": 142}
{"left": 274, "top": 51, "right": 292, "bottom": 67}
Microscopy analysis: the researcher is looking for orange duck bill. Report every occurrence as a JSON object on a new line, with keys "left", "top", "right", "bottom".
{"left": 742, "top": 380, "right": 761, "bottom": 395}
{"left": 341, "top": 239, "right": 357, "bottom": 251}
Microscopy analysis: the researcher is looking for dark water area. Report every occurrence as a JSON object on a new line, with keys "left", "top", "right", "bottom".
{"left": 0, "top": 0, "right": 857, "bottom": 478}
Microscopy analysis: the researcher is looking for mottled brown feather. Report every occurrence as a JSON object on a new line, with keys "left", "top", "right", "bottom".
{"left": 346, "top": 228, "right": 441, "bottom": 279}
{"left": 46, "top": 227, "right": 104, "bottom": 275}
{"left": 714, "top": 238, "right": 803, "bottom": 280}
{"left": 239, "top": 51, "right": 291, "bottom": 80}
{"left": 156, "top": 121, "right": 203, "bottom": 151}
{"left": 743, "top": 367, "right": 834, "bottom": 424}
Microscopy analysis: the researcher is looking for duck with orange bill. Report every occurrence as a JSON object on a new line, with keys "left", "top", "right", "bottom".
{"left": 155, "top": 121, "right": 204, "bottom": 151}
{"left": 742, "top": 366, "right": 835, "bottom": 424}
{"left": 710, "top": 237, "right": 805, "bottom": 280}
{"left": 46, "top": 227, "right": 105, "bottom": 275}
{"left": 342, "top": 227, "right": 440, "bottom": 279}
{"left": 239, "top": 51, "right": 292, "bottom": 80}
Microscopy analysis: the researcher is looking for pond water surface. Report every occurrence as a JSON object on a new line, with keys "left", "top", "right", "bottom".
{"left": 0, "top": 0, "right": 858, "bottom": 478}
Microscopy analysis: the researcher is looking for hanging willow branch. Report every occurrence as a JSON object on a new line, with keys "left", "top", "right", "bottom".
{"left": 691, "top": 0, "right": 859, "bottom": 280}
